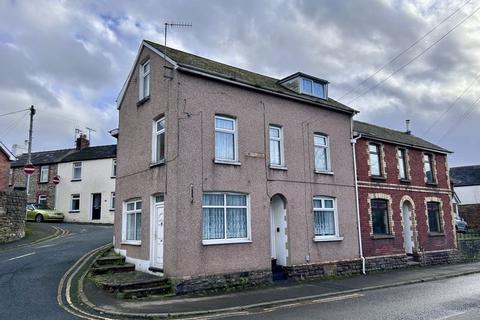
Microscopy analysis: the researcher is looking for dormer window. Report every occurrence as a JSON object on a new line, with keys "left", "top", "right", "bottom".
{"left": 301, "top": 78, "right": 326, "bottom": 98}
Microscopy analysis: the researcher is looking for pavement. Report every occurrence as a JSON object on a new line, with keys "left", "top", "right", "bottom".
{"left": 0, "top": 223, "right": 112, "bottom": 320}
{"left": 74, "top": 256, "right": 480, "bottom": 319}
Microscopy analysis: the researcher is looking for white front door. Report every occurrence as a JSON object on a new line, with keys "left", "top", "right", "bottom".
{"left": 402, "top": 203, "right": 414, "bottom": 254}
{"left": 270, "top": 195, "right": 288, "bottom": 266}
{"left": 151, "top": 203, "right": 164, "bottom": 268}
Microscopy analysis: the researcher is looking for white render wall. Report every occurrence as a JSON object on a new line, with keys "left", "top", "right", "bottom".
{"left": 55, "top": 158, "right": 116, "bottom": 224}
{"left": 455, "top": 185, "right": 480, "bottom": 205}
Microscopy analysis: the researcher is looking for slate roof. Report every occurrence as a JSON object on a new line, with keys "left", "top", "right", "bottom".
{"left": 143, "top": 40, "right": 356, "bottom": 114}
{"left": 450, "top": 166, "right": 480, "bottom": 187}
{"left": 11, "top": 145, "right": 116, "bottom": 167}
{"left": 353, "top": 121, "right": 451, "bottom": 154}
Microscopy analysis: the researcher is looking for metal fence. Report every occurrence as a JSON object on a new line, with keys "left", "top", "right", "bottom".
{"left": 457, "top": 231, "right": 480, "bottom": 241}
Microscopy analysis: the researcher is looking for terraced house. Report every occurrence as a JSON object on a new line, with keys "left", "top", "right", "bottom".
{"left": 114, "top": 40, "right": 362, "bottom": 292}
{"left": 353, "top": 121, "right": 457, "bottom": 268}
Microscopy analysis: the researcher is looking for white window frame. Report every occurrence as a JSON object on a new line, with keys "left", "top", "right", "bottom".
{"left": 369, "top": 143, "right": 382, "bottom": 177}
{"left": 423, "top": 153, "right": 436, "bottom": 184}
{"left": 39, "top": 165, "right": 49, "bottom": 183}
{"left": 38, "top": 194, "right": 47, "bottom": 205}
{"left": 70, "top": 194, "right": 80, "bottom": 212}
{"left": 214, "top": 116, "right": 239, "bottom": 164}
{"left": 313, "top": 196, "right": 342, "bottom": 242}
{"left": 202, "top": 192, "right": 251, "bottom": 245}
{"left": 269, "top": 125, "right": 285, "bottom": 168}
{"left": 300, "top": 78, "right": 327, "bottom": 99}
{"left": 122, "top": 199, "right": 142, "bottom": 245}
{"left": 139, "top": 60, "right": 150, "bottom": 100}
{"left": 8, "top": 168, "right": 13, "bottom": 186}
{"left": 111, "top": 159, "right": 117, "bottom": 177}
{"left": 72, "top": 162, "right": 82, "bottom": 180}
{"left": 397, "top": 148, "right": 408, "bottom": 180}
{"left": 152, "top": 117, "right": 166, "bottom": 164}
{"left": 314, "top": 134, "right": 331, "bottom": 173}
{"left": 110, "top": 192, "right": 115, "bottom": 210}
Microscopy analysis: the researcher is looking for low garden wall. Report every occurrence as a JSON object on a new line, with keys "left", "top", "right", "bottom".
{"left": 0, "top": 190, "right": 27, "bottom": 243}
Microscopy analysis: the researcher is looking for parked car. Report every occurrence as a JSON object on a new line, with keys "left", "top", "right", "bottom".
{"left": 455, "top": 216, "right": 468, "bottom": 233}
{"left": 26, "top": 204, "right": 65, "bottom": 222}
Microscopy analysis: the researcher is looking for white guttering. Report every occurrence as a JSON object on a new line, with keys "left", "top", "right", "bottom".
{"left": 351, "top": 132, "right": 366, "bottom": 275}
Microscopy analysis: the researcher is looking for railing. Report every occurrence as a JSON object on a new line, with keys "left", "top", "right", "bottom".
{"left": 457, "top": 231, "right": 480, "bottom": 241}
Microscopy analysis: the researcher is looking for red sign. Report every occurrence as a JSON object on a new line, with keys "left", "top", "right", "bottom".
{"left": 24, "top": 164, "right": 35, "bottom": 175}
{"left": 52, "top": 176, "right": 60, "bottom": 185}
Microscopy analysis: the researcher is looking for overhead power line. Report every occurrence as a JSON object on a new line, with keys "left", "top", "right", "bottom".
{"left": 423, "top": 71, "right": 480, "bottom": 135}
{"left": 346, "top": 3, "right": 480, "bottom": 105}
{"left": 437, "top": 93, "right": 480, "bottom": 142}
{"left": 339, "top": 0, "right": 474, "bottom": 101}
{"left": 0, "top": 108, "right": 29, "bottom": 117}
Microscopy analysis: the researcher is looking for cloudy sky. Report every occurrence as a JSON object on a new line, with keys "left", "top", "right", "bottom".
{"left": 0, "top": 0, "right": 479, "bottom": 167}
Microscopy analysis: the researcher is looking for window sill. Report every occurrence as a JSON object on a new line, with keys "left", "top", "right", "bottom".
{"left": 150, "top": 160, "right": 165, "bottom": 168}
{"left": 426, "top": 182, "right": 438, "bottom": 187}
{"left": 121, "top": 241, "right": 141, "bottom": 246}
{"left": 314, "top": 170, "right": 334, "bottom": 175}
{"left": 39, "top": 181, "right": 49, "bottom": 184}
{"left": 111, "top": 176, "right": 116, "bottom": 179}
{"left": 399, "top": 178, "right": 411, "bottom": 184}
{"left": 269, "top": 165, "right": 288, "bottom": 171}
{"left": 136, "top": 95, "right": 150, "bottom": 107}
{"left": 370, "top": 175, "right": 386, "bottom": 181}
{"left": 69, "top": 210, "right": 80, "bottom": 213}
{"left": 202, "top": 239, "right": 252, "bottom": 246}
{"left": 428, "top": 232, "right": 445, "bottom": 237}
{"left": 371, "top": 234, "right": 395, "bottom": 240}
{"left": 109, "top": 209, "right": 115, "bottom": 212}
{"left": 214, "top": 159, "right": 241, "bottom": 166}
{"left": 71, "top": 179, "right": 81, "bottom": 182}
{"left": 313, "top": 236, "right": 344, "bottom": 242}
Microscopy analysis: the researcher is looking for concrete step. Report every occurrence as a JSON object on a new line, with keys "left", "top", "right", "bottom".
{"left": 406, "top": 260, "right": 421, "bottom": 267}
{"left": 90, "top": 263, "right": 135, "bottom": 275}
{"left": 111, "top": 277, "right": 171, "bottom": 291}
{"left": 119, "top": 284, "right": 173, "bottom": 299}
{"left": 95, "top": 255, "right": 125, "bottom": 266}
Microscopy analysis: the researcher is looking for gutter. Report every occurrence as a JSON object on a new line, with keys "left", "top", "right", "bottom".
{"left": 351, "top": 132, "right": 366, "bottom": 275}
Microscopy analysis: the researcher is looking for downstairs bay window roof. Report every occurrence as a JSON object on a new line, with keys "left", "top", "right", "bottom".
{"left": 117, "top": 40, "right": 356, "bottom": 115}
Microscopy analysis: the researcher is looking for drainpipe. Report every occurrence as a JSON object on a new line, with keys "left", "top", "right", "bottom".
{"left": 351, "top": 133, "right": 366, "bottom": 275}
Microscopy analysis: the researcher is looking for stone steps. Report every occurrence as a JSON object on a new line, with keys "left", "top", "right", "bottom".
{"left": 90, "top": 263, "right": 135, "bottom": 275}
{"left": 95, "top": 255, "right": 125, "bottom": 266}
{"left": 119, "top": 284, "right": 173, "bottom": 299}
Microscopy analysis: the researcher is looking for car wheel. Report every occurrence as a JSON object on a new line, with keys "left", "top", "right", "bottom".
{"left": 35, "top": 214, "right": 43, "bottom": 223}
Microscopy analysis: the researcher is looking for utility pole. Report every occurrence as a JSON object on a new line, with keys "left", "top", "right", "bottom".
{"left": 25, "top": 105, "right": 36, "bottom": 195}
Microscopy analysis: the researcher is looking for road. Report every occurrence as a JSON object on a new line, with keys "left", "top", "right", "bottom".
{"left": 0, "top": 223, "right": 112, "bottom": 320}
{"left": 221, "top": 273, "right": 480, "bottom": 320}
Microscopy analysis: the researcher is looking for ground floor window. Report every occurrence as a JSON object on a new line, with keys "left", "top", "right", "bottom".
{"left": 427, "top": 201, "right": 442, "bottom": 233}
{"left": 71, "top": 194, "right": 80, "bottom": 212}
{"left": 110, "top": 192, "right": 115, "bottom": 210}
{"left": 313, "top": 197, "right": 338, "bottom": 238}
{"left": 202, "top": 193, "right": 249, "bottom": 243}
{"left": 371, "top": 199, "right": 391, "bottom": 235}
{"left": 38, "top": 194, "right": 47, "bottom": 206}
{"left": 124, "top": 199, "right": 142, "bottom": 242}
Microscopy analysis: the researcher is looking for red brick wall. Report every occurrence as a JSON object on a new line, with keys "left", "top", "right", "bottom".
{"left": 459, "top": 204, "right": 480, "bottom": 230}
{"left": 356, "top": 138, "right": 455, "bottom": 257}
{"left": 0, "top": 151, "right": 10, "bottom": 191}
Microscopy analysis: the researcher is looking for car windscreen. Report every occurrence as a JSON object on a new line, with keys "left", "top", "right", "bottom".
{"left": 36, "top": 204, "right": 51, "bottom": 210}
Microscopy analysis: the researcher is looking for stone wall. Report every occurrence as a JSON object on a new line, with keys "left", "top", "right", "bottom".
{"left": 0, "top": 190, "right": 27, "bottom": 243}
{"left": 11, "top": 166, "right": 57, "bottom": 208}
{"left": 174, "top": 270, "right": 272, "bottom": 295}
{"left": 417, "top": 249, "right": 462, "bottom": 266}
{"left": 0, "top": 151, "right": 10, "bottom": 191}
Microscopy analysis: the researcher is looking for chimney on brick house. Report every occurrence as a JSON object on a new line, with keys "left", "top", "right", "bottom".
{"left": 405, "top": 119, "right": 411, "bottom": 135}
{"left": 76, "top": 134, "right": 90, "bottom": 150}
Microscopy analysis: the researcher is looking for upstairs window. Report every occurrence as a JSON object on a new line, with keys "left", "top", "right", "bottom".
{"left": 423, "top": 153, "right": 436, "bottom": 184}
{"left": 397, "top": 149, "right": 408, "bottom": 180}
{"left": 369, "top": 143, "right": 382, "bottom": 177}
{"left": 314, "top": 134, "right": 330, "bottom": 172}
{"left": 39, "top": 165, "right": 49, "bottom": 183}
{"left": 139, "top": 60, "right": 150, "bottom": 100}
{"left": 301, "top": 78, "right": 327, "bottom": 99}
{"left": 215, "top": 116, "right": 237, "bottom": 162}
{"left": 371, "top": 199, "right": 391, "bottom": 235}
{"left": 269, "top": 126, "right": 284, "bottom": 166}
{"left": 152, "top": 117, "right": 165, "bottom": 163}
{"left": 72, "top": 162, "right": 82, "bottom": 180}
{"left": 427, "top": 202, "right": 442, "bottom": 233}
{"left": 112, "top": 159, "right": 117, "bottom": 177}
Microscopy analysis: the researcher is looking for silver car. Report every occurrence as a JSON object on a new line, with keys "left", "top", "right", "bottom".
{"left": 455, "top": 216, "right": 468, "bottom": 233}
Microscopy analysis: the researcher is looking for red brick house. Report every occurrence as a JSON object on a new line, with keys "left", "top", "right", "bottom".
{"left": 0, "top": 141, "right": 15, "bottom": 191}
{"left": 353, "top": 121, "right": 457, "bottom": 268}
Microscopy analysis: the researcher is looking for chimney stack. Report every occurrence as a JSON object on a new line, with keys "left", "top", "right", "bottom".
{"left": 405, "top": 119, "right": 411, "bottom": 135}
{"left": 76, "top": 133, "right": 90, "bottom": 150}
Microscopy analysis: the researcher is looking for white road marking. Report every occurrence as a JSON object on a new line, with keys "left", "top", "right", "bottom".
{"left": 311, "top": 293, "right": 364, "bottom": 304}
{"left": 7, "top": 252, "right": 36, "bottom": 261}
{"left": 36, "top": 244, "right": 55, "bottom": 248}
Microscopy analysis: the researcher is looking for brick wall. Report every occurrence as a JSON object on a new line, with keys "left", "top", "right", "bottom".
{"left": 356, "top": 138, "right": 455, "bottom": 257}
{"left": 0, "top": 151, "right": 10, "bottom": 191}
{"left": 0, "top": 190, "right": 27, "bottom": 243}
{"left": 11, "top": 165, "right": 57, "bottom": 208}
{"left": 458, "top": 204, "right": 480, "bottom": 230}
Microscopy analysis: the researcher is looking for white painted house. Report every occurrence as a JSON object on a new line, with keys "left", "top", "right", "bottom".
{"left": 55, "top": 144, "right": 117, "bottom": 224}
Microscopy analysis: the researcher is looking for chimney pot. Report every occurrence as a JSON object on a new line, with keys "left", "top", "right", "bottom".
{"left": 405, "top": 119, "right": 411, "bottom": 135}
{"left": 76, "top": 134, "right": 90, "bottom": 150}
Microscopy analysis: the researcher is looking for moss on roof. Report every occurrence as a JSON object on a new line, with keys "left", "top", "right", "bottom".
{"left": 354, "top": 121, "right": 450, "bottom": 153}
{"left": 144, "top": 40, "right": 355, "bottom": 114}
